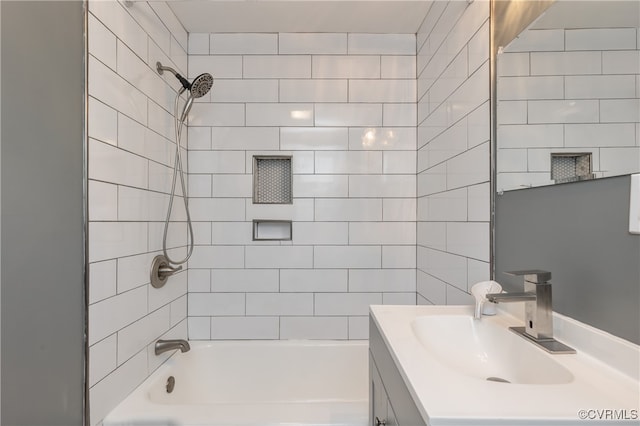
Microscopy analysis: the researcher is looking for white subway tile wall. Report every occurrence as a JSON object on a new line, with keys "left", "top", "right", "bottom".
{"left": 416, "top": 0, "right": 491, "bottom": 304}
{"left": 497, "top": 27, "right": 640, "bottom": 192}
{"left": 87, "top": 1, "right": 188, "bottom": 424}
{"left": 87, "top": 1, "right": 497, "bottom": 421}
{"left": 187, "top": 32, "right": 417, "bottom": 340}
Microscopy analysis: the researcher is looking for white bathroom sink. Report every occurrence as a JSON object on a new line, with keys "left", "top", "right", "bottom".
{"left": 411, "top": 315, "right": 574, "bottom": 384}
{"left": 370, "top": 305, "right": 640, "bottom": 426}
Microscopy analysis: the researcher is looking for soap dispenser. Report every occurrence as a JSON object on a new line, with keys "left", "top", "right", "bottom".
{"left": 471, "top": 281, "right": 502, "bottom": 319}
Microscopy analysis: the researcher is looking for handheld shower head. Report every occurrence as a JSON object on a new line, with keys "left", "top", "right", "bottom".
{"left": 190, "top": 73, "right": 214, "bottom": 98}
{"left": 156, "top": 62, "right": 214, "bottom": 99}
{"left": 179, "top": 96, "right": 195, "bottom": 123}
{"left": 177, "top": 74, "right": 213, "bottom": 123}
{"left": 177, "top": 78, "right": 212, "bottom": 123}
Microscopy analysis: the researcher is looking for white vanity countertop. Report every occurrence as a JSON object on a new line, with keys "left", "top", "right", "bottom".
{"left": 370, "top": 305, "right": 640, "bottom": 426}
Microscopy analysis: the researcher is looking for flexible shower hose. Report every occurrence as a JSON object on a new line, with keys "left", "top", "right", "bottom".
{"left": 162, "top": 92, "right": 195, "bottom": 265}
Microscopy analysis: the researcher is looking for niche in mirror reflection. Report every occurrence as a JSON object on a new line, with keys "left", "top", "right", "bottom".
{"left": 495, "top": 0, "right": 639, "bottom": 193}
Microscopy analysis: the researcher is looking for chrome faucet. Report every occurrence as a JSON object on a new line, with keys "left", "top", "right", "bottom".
{"left": 487, "top": 270, "right": 575, "bottom": 354}
{"left": 488, "top": 270, "right": 551, "bottom": 339}
{"left": 155, "top": 339, "right": 191, "bottom": 356}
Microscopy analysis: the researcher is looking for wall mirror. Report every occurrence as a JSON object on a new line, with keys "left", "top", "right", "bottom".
{"left": 495, "top": 0, "right": 639, "bottom": 193}
{"left": 492, "top": 0, "right": 640, "bottom": 344}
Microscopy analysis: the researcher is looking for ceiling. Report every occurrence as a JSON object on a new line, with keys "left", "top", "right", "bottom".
{"left": 531, "top": 0, "right": 640, "bottom": 29}
{"left": 161, "top": 0, "right": 640, "bottom": 38}
{"left": 165, "top": 0, "right": 434, "bottom": 34}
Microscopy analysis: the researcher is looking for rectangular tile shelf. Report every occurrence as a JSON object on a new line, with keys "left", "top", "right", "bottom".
{"left": 253, "top": 220, "right": 293, "bottom": 241}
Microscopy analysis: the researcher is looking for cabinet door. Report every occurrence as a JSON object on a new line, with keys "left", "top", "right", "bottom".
{"left": 370, "top": 353, "right": 388, "bottom": 426}
{"left": 386, "top": 401, "right": 398, "bottom": 426}
{"left": 370, "top": 318, "right": 428, "bottom": 426}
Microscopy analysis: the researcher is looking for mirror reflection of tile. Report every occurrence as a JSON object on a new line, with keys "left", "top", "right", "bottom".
{"left": 496, "top": 1, "right": 640, "bottom": 193}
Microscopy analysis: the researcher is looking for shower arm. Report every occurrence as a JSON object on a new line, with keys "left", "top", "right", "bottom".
{"left": 157, "top": 62, "right": 191, "bottom": 91}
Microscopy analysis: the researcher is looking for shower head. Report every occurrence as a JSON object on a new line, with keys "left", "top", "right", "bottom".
{"left": 156, "top": 62, "right": 213, "bottom": 98}
{"left": 190, "top": 73, "right": 214, "bottom": 99}
{"left": 177, "top": 75, "right": 213, "bottom": 123}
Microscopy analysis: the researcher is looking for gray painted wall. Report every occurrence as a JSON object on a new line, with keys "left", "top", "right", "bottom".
{"left": 495, "top": 176, "right": 640, "bottom": 344}
{"left": 1, "top": 1, "right": 85, "bottom": 424}
{"left": 0, "top": 1, "right": 3, "bottom": 420}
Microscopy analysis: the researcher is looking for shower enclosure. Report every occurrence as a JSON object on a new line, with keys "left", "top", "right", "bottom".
{"left": 1, "top": 0, "right": 493, "bottom": 424}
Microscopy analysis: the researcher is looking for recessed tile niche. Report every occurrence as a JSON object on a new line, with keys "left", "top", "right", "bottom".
{"left": 253, "top": 156, "right": 293, "bottom": 204}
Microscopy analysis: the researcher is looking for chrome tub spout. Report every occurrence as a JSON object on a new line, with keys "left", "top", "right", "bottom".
{"left": 155, "top": 339, "right": 190, "bottom": 356}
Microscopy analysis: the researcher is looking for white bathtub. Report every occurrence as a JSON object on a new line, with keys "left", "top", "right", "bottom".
{"left": 103, "top": 340, "right": 369, "bottom": 426}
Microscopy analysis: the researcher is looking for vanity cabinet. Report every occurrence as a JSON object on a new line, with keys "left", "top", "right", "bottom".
{"left": 369, "top": 318, "right": 426, "bottom": 426}
{"left": 370, "top": 353, "right": 398, "bottom": 426}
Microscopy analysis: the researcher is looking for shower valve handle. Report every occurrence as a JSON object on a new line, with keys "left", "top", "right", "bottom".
{"left": 151, "top": 255, "right": 182, "bottom": 289}
{"left": 158, "top": 264, "right": 182, "bottom": 278}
